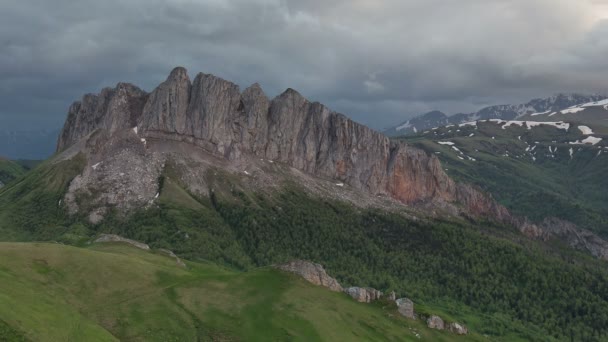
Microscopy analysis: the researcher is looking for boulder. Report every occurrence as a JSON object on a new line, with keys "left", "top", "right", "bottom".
{"left": 388, "top": 290, "right": 396, "bottom": 301}
{"left": 427, "top": 315, "right": 444, "bottom": 330}
{"left": 447, "top": 322, "right": 468, "bottom": 335}
{"left": 395, "top": 298, "right": 415, "bottom": 319}
{"left": 275, "top": 260, "right": 342, "bottom": 292}
{"left": 344, "top": 287, "right": 382, "bottom": 303}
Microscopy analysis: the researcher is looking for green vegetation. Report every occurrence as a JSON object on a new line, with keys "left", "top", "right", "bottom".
{"left": 1, "top": 147, "right": 608, "bottom": 340}
{"left": 399, "top": 121, "right": 608, "bottom": 237}
{"left": 0, "top": 159, "right": 26, "bottom": 185}
{"left": 0, "top": 155, "right": 85, "bottom": 241}
{"left": 0, "top": 242, "right": 477, "bottom": 341}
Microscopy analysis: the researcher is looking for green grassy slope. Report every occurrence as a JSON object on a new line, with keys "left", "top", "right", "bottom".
{"left": 0, "top": 242, "right": 479, "bottom": 342}
{"left": 400, "top": 120, "right": 608, "bottom": 236}
{"left": 0, "top": 155, "right": 85, "bottom": 241}
{"left": 2, "top": 152, "right": 608, "bottom": 340}
{"left": 0, "top": 159, "right": 26, "bottom": 185}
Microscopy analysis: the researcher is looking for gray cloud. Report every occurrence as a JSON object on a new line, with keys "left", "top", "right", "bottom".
{"left": 1, "top": 0, "right": 608, "bottom": 131}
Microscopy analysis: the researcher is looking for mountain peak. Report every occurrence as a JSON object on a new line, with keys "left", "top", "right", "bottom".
{"left": 56, "top": 66, "right": 509, "bottom": 225}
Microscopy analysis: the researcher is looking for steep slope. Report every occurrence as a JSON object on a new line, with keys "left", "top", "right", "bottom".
{"left": 55, "top": 67, "right": 508, "bottom": 224}
{"left": 385, "top": 94, "right": 607, "bottom": 136}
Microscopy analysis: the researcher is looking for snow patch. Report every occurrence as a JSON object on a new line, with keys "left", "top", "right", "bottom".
{"left": 336, "top": 183, "right": 344, "bottom": 187}
{"left": 560, "top": 107, "right": 585, "bottom": 114}
{"left": 396, "top": 121, "right": 411, "bottom": 131}
{"left": 92, "top": 162, "right": 102, "bottom": 170}
{"left": 458, "top": 121, "right": 477, "bottom": 127}
{"left": 530, "top": 110, "right": 551, "bottom": 116}
{"left": 132, "top": 126, "right": 138, "bottom": 134}
{"left": 580, "top": 98, "right": 608, "bottom": 107}
{"left": 578, "top": 125, "right": 594, "bottom": 135}
{"left": 437, "top": 141, "right": 455, "bottom": 145}
{"left": 570, "top": 136, "right": 602, "bottom": 145}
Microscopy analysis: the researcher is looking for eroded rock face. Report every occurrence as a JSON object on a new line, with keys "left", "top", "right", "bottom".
{"left": 57, "top": 67, "right": 509, "bottom": 221}
{"left": 57, "top": 83, "right": 148, "bottom": 151}
{"left": 344, "top": 287, "right": 382, "bottom": 303}
{"left": 275, "top": 260, "right": 343, "bottom": 292}
{"left": 427, "top": 315, "right": 445, "bottom": 330}
{"left": 520, "top": 217, "right": 608, "bottom": 261}
{"left": 447, "top": 322, "right": 468, "bottom": 335}
{"left": 395, "top": 298, "right": 415, "bottom": 319}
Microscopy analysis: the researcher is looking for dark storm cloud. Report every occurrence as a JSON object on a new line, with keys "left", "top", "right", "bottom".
{"left": 1, "top": 0, "right": 608, "bottom": 131}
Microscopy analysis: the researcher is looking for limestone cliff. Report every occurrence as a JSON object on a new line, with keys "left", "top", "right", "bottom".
{"left": 57, "top": 67, "right": 508, "bottom": 220}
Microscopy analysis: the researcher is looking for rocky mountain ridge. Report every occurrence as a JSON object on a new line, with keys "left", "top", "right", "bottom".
{"left": 56, "top": 67, "right": 511, "bottom": 224}
{"left": 385, "top": 93, "right": 608, "bottom": 136}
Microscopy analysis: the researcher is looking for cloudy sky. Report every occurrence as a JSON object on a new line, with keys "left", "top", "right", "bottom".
{"left": 2, "top": 0, "right": 608, "bottom": 131}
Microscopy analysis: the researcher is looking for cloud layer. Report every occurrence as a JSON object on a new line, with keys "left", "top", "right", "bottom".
{"left": 1, "top": 0, "right": 608, "bottom": 130}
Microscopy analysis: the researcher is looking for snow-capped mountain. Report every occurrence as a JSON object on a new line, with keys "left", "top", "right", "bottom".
{"left": 384, "top": 94, "right": 608, "bottom": 136}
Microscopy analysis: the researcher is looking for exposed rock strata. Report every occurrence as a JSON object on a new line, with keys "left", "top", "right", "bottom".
{"left": 275, "top": 260, "right": 343, "bottom": 292}
{"left": 57, "top": 67, "right": 509, "bottom": 221}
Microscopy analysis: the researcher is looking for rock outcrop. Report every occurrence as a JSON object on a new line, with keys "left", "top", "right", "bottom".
{"left": 447, "top": 322, "right": 468, "bottom": 335}
{"left": 388, "top": 291, "right": 396, "bottom": 301}
{"left": 93, "top": 234, "right": 150, "bottom": 250}
{"left": 56, "top": 67, "right": 510, "bottom": 221}
{"left": 520, "top": 217, "right": 608, "bottom": 261}
{"left": 426, "top": 315, "right": 445, "bottom": 330}
{"left": 275, "top": 260, "right": 343, "bottom": 292}
{"left": 395, "top": 298, "right": 415, "bottom": 319}
{"left": 344, "top": 287, "right": 383, "bottom": 303}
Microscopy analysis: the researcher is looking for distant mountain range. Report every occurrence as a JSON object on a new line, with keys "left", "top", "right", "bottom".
{"left": 0, "top": 129, "right": 60, "bottom": 160}
{"left": 384, "top": 94, "right": 608, "bottom": 136}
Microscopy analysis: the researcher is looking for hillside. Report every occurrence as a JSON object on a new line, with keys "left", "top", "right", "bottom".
{"left": 2, "top": 156, "right": 608, "bottom": 340}
{"left": 0, "top": 241, "right": 488, "bottom": 342}
{"left": 0, "top": 158, "right": 26, "bottom": 187}
{"left": 397, "top": 119, "right": 608, "bottom": 238}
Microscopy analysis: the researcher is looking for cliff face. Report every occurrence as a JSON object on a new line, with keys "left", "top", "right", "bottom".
{"left": 57, "top": 67, "right": 507, "bottom": 219}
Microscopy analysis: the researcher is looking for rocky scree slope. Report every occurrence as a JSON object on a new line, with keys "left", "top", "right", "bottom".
{"left": 57, "top": 67, "right": 512, "bottom": 223}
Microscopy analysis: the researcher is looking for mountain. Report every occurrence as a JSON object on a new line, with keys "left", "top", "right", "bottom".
{"left": 4, "top": 67, "right": 608, "bottom": 340}
{"left": 55, "top": 67, "right": 507, "bottom": 223}
{"left": 385, "top": 94, "right": 608, "bottom": 136}
{"left": 398, "top": 118, "right": 608, "bottom": 242}
{"left": 0, "top": 129, "right": 60, "bottom": 160}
